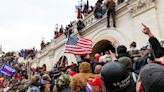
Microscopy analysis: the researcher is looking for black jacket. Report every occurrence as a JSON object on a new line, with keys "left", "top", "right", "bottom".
{"left": 149, "top": 37, "right": 164, "bottom": 58}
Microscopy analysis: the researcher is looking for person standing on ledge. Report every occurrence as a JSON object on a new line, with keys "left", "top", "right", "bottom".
{"left": 105, "top": 0, "right": 116, "bottom": 28}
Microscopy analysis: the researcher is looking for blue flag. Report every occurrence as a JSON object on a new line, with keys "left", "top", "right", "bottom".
{"left": 0, "top": 64, "right": 16, "bottom": 77}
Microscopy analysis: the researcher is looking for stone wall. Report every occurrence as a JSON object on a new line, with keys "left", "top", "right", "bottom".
{"left": 32, "top": 0, "right": 164, "bottom": 71}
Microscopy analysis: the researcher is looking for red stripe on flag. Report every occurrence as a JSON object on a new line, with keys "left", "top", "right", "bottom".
{"left": 3, "top": 69, "right": 12, "bottom": 75}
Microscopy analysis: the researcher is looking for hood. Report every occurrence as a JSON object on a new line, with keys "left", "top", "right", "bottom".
{"left": 79, "top": 62, "right": 91, "bottom": 73}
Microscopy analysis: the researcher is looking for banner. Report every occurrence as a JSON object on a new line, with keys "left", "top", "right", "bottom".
{"left": 0, "top": 64, "right": 16, "bottom": 77}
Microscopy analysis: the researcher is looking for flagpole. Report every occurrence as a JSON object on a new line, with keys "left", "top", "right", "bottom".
{"left": 80, "top": 0, "right": 82, "bottom": 11}
{"left": 59, "top": 55, "right": 64, "bottom": 67}
{"left": 59, "top": 32, "right": 70, "bottom": 67}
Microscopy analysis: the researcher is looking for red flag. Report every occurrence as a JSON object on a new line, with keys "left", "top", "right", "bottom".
{"left": 77, "top": 8, "right": 81, "bottom": 19}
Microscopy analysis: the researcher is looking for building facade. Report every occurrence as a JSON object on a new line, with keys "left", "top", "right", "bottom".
{"left": 32, "top": 0, "right": 164, "bottom": 71}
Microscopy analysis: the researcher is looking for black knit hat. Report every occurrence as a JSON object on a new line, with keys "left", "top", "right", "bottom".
{"left": 140, "top": 63, "right": 164, "bottom": 92}
{"left": 117, "top": 45, "right": 127, "bottom": 54}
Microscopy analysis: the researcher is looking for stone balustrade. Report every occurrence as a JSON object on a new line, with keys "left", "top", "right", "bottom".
{"left": 32, "top": 0, "right": 139, "bottom": 63}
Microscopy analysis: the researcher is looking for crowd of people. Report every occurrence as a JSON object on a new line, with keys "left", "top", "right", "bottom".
{"left": 0, "top": 48, "right": 38, "bottom": 91}
{"left": 94, "top": 0, "right": 116, "bottom": 27}
{"left": 0, "top": 23, "right": 163, "bottom": 92}
{"left": 53, "top": 21, "right": 76, "bottom": 40}
{"left": 0, "top": 0, "right": 164, "bottom": 92}
{"left": 52, "top": 0, "right": 96, "bottom": 41}
{"left": 52, "top": 0, "right": 117, "bottom": 43}
{"left": 19, "top": 49, "right": 37, "bottom": 60}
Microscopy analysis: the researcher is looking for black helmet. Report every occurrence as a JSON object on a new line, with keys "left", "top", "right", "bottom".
{"left": 101, "top": 62, "right": 130, "bottom": 91}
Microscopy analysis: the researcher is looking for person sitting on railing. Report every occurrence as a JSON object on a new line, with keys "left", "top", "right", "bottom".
{"left": 64, "top": 26, "right": 71, "bottom": 37}
{"left": 64, "top": 26, "right": 69, "bottom": 38}
{"left": 46, "top": 42, "right": 50, "bottom": 46}
{"left": 81, "top": 0, "right": 92, "bottom": 17}
{"left": 41, "top": 40, "right": 46, "bottom": 50}
{"left": 68, "top": 24, "right": 74, "bottom": 35}
{"left": 54, "top": 31, "right": 59, "bottom": 39}
{"left": 58, "top": 32, "right": 63, "bottom": 38}
{"left": 81, "top": 0, "right": 94, "bottom": 17}
{"left": 64, "top": 25, "right": 74, "bottom": 38}
{"left": 59, "top": 25, "right": 64, "bottom": 35}
{"left": 88, "top": 5, "right": 94, "bottom": 14}
{"left": 82, "top": 4, "right": 89, "bottom": 17}
{"left": 70, "top": 20, "right": 76, "bottom": 25}
{"left": 54, "top": 25, "right": 64, "bottom": 39}
{"left": 68, "top": 24, "right": 73, "bottom": 28}
{"left": 29, "top": 48, "right": 36, "bottom": 60}
{"left": 68, "top": 28, "right": 73, "bottom": 35}
{"left": 77, "top": 19, "right": 85, "bottom": 32}
{"left": 94, "top": 0, "right": 106, "bottom": 19}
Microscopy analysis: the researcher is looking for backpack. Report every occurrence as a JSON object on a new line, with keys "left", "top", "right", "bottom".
{"left": 56, "top": 74, "right": 71, "bottom": 91}
{"left": 40, "top": 84, "right": 45, "bottom": 92}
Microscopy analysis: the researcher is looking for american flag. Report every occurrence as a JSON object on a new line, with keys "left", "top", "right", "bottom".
{"left": 65, "top": 36, "right": 92, "bottom": 55}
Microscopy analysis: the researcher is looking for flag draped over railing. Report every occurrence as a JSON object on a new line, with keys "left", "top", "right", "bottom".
{"left": 65, "top": 36, "right": 92, "bottom": 56}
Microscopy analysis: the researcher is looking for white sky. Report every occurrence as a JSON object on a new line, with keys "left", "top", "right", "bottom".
{"left": 0, "top": 0, "right": 97, "bottom": 52}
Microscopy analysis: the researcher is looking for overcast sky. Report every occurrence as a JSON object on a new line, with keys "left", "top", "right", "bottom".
{"left": 0, "top": 0, "right": 96, "bottom": 52}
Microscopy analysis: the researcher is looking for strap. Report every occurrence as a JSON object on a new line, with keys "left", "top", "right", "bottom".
{"left": 132, "top": 72, "right": 137, "bottom": 83}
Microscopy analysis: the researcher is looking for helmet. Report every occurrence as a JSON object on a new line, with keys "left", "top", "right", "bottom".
{"left": 118, "top": 57, "right": 132, "bottom": 70}
{"left": 101, "top": 62, "right": 130, "bottom": 91}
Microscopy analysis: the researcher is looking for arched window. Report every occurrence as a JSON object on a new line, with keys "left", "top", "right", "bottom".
{"left": 118, "top": 0, "right": 125, "bottom": 5}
